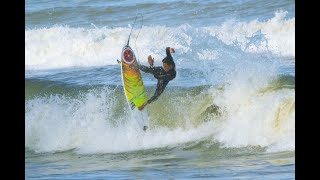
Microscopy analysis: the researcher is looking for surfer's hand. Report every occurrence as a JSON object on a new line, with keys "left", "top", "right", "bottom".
{"left": 148, "top": 55, "right": 154, "bottom": 65}
{"left": 170, "top": 48, "right": 175, "bottom": 53}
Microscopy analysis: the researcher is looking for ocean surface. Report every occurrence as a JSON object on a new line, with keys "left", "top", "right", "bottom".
{"left": 25, "top": 0, "right": 295, "bottom": 179}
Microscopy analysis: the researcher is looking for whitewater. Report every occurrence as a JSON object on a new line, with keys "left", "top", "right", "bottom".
{"left": 26, "top": 0, "right": 295, "bottom": 179}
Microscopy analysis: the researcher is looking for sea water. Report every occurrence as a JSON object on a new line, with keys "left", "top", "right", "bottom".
{"left": 25, "top": 0, "right": 295, "bottom": 179}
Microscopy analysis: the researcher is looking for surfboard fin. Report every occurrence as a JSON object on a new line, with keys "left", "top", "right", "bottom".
{"left": 143, "top": 126, "right": 148, "bottom": 131}
{"left": 130, "top": 102, "right": 135, "bottom": 110}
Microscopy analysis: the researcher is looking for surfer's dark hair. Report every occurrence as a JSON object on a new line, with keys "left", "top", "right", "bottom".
{"left": 162, "top": 57, "right": 175, "bottom": 69}
{"left": 162, "top": 57, "right": 174, "bottom": 65}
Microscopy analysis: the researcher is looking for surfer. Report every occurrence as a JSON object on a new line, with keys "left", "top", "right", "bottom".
{"left": 131, "top": 47, "right": 176, "bottom": 111}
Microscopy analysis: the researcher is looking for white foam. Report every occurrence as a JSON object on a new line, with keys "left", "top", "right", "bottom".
{"left": 25, "top": 88, "right": 117, "bottom": 152}
{"left": 25, "top": 25, "right": 190, "bottom": 70}
{"left": 77, "top": 122, "right": 215, "bottom": 154}
{"left": 204, "top": 10, "right": 294, "bottom": 57}
{"left": 25, "top": 11, "right": 294, "bottom": 71}
{"left": 25, "top": 79, "right": 294, "bottom": 154}
{"left": 209, "top": 63, "right": 295, "bottom": 152}
{"left": 25, "top": 87, "right": 215, "bottom": 153}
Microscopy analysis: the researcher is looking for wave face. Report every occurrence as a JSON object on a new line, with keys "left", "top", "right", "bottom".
{"left": 25, "top": 74, "right": 294, "bottom": 154}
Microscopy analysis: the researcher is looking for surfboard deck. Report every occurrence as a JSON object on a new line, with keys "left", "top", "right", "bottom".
{"left": 120, "top": 45, "right": 149, "bottom": 130}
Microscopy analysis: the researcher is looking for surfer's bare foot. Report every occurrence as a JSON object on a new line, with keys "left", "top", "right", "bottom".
{"left": 138, "top": 106, "right": 144, "bottom": 111}
{"left": 138, "top": 103, "right": 147, "bottom": 111}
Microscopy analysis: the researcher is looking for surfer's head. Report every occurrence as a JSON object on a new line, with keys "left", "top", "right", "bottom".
{"left": 162, "top": 57, "right": 175, "bottom": 72}
{"left": 162, "top": 47, "right": 175, "bottom": 72}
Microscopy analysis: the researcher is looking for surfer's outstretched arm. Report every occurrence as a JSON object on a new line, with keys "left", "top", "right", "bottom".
{"left": 138, "top": 64, "right": 155, "bottom": 73}
{"left": 166, "top": 47, "right": 173, "bottom": 60}
{"left": 153, "top": 70, "right": 176, "bottom": 80}
{"left": 138, "top": 54, "right": 156, "bottom": 73}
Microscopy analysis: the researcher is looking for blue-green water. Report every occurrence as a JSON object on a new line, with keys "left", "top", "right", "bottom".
{"left": 25, "top": 0, "right": 295, "bottom": 179}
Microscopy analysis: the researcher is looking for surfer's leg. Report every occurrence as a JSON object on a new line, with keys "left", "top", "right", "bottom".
{"left": 145, "top": 80, "right": 167, "bottom": 105}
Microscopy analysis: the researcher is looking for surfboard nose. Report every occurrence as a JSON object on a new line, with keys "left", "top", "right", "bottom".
{"left": 123, "top": 48, "right": 134, "bottom": 64}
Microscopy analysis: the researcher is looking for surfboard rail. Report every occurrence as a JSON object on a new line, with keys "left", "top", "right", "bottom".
{"left": 120, "top": 45, "right": 147, "bottom": 110}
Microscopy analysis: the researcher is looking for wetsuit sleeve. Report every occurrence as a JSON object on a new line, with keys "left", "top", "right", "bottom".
{"left": 138, "top": 64, "right": 156, "bottom": 74}
{"left": 153, "top": 70, "right": 176, "bottom": 80}
{"left": 166, "top": 47, "right": 173, "bottom": 60}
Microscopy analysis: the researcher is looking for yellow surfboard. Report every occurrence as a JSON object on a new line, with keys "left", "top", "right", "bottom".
{"left": 120, "top": 45, "right": 149, "bottom": 130}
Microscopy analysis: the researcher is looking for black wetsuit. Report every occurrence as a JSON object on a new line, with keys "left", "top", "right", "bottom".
{"left": 138, "top": 47, "right": 176, "bottom": 104}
